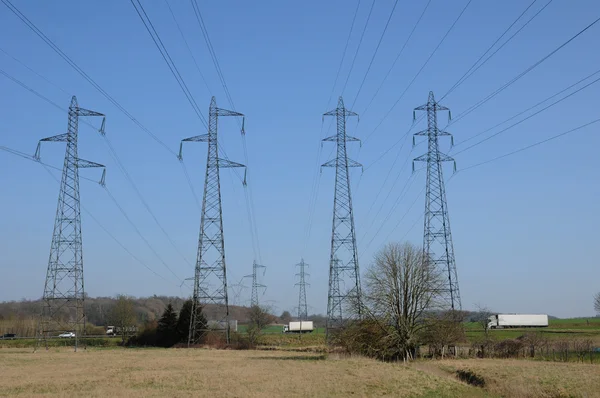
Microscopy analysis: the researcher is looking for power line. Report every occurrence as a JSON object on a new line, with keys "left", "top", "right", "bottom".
{"left": 0, "top": 144, "right": 97, "bottom": 184}
{"left": 455, "top": 68, "right": 600, "bottom": 148}
{"left": 1, "top": 0, "right": 178, "bottom": 157}
{"left": 36, "top": 163, "right": 176, "bottom": 286}
{"left": 359, "top": 0, "right": 547, "bottom": 170}
{"left": 340, "top": 0, "right": 376, "bottom": 97}
{"left": 188, "top": 0, "right": 263, "bottom": 264}
{"left": 448, "top": 15, "right": 600, "bottom": 126}
{"left": 103, "top": 185, "right": 186, "bottom": 284}
{"left": 361, "top": 0, "right": 432, "bottom": 116}
{"left": 1, "top": 62, "right": 195, "bottom": 272}
{"left": 0, "top": 46, "right": 70, "bottom": 96}
{"left": 130, "top": 0, "right": 208, "bottom": 128}
{"left": 459, "top": 117, "right": 600, "bottom": 172}
{"left": 0, "top": 67, "right": 64, "bottom": 112}
{"left": 362, "top": 0, "right": 474, "bottom": 144}
{"left": 440, "top": 0, "right": 549, "bottom": 101}
{"left": 163, "top": 0, "right": 212, "bottom": 95}
{"left": 453, "top": 71, "right": 600, "bottom": 156}
{"left": 325, "top": 0, "right": 362, "bottom": 110}
{"left": 190, "top": 0, "right": 235, "bottom": 110}
{"left": 349, "top": 0, "right": 400, "bottom": 109}
{"left": 360, "top": 174, "right": 422, "bottom": 255}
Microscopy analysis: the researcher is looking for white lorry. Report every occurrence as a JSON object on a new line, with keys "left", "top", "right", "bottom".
{"left": 106, "top": 326, "right": 137, "bottom": 336}
{"left": 487, "top": 314, "right": 548, "bottom": 329}
{"left": 283, "top": 321, "right": 314, "bottom": 333}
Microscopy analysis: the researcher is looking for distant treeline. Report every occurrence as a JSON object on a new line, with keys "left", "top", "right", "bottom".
{"left": 0, "top": 296, "right": 328, "bottom": 328}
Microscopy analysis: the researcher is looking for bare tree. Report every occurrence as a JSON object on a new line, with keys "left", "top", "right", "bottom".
{"left": 247, "top": 305, "right": 273, "bottom": 347}
{"left": 421, "top": 310, "right": 466, "bottom": 358}
{"left": 357, "top": 242, "right": 444, "bottom": 360}
{"left": 110, "top": 295, "right": 137, "bottom": 344}
{"left": 474, "top": 303, "right": 493, "bottom": 337}
{"left": 595, "top": 292, "right": 600, "bottom": 315}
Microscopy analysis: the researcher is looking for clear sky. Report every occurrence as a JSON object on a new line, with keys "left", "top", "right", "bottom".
{"left": 1, "top": 0, "right": 599, "bottom": 318}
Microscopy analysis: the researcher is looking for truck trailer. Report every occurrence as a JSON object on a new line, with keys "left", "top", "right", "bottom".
{"left": 487, "top": 314, "right": 548, "bottom": 329}
{"left": 283, "top": 321, "right": 314, "bottom": 333}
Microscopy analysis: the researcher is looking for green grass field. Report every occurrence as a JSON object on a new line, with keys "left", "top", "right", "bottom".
{"left": 465, "top": 317, "right": 600, "bottom": 343}
{"left": 236, "top": 324, "right": 326, "bottom": 334}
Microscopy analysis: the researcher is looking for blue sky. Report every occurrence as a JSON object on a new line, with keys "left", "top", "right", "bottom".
{"left": 1, "top": 0, "right": 599, "bottom": 318}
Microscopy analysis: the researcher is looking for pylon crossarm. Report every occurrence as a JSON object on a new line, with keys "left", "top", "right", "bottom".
{"left": 215, "top": 107, "right": 243, "bottom": 117}
{"left": 179, "top": 134, "right": 209, "bottom": 160}
{"left": 182, "top": 134, "right": 210, "bottom": 142}
{"left": 34, "top": 134, "right": 69, "bottom": 160}
{"left": 218, "top": 158, "right": 245, "bottom": 168}
{"left": 40, "top": 133, "right": 69, "bottom": 142}
{"left": 347, "top": 159, "right": 363, "bottom": 169}
{"left": 76, "top": 107, "right": 104, "bottom": 117}
{"left": 76, "top": 158, "right": 105, "bottom": 169}
{"left": 321, "top": 159, "right": 337, "bottom": 168}
{"left": 77, "top": 158, "right": 106, "bottom": 185}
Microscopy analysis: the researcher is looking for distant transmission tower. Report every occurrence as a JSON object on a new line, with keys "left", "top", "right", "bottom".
{"left": 247, "top": 260, "right": 266, "bottom": 307}
{"left": 413, "top": 91, "right": 461, "bottom": 310}
{"left": 34, "top": 96, "right": 106, "bottom": 351}
{"left": 295, "top": 259, "right": 309, "bottom": 320}
{"left": 321, "top": 96, "right": 362, "bottom": 339}
{"left": 179, "top": 96, "right": 245, "bottom": 345}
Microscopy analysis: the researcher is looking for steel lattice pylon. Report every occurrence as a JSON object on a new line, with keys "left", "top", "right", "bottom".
{"left": 35, "top": 96, "right": 106, "bottom": 351}
{"left": 413, "top": 91, "right": 461, "bottom": 310}
{"left": 248, "top": 260, "right": 266, "bottom": 308}
{"left": 322, "top": 97, "right": 362, "bottom": 339}
{"left": 295, "top": 259, "right": 309, "bottom": 320}
{"left": 179, "top": 97, "right": 245, "bottom": 345}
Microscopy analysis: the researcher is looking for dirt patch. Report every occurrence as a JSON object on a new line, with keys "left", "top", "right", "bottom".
{"left": 456, "top": 369, "right": 486, "bottom": 387}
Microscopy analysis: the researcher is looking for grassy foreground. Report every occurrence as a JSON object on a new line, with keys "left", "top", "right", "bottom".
{"left": 1, "top": 347, "right": 599, "bottom": 397}
{"left": 0, "top": 348, "right": 483, "bottom": 397}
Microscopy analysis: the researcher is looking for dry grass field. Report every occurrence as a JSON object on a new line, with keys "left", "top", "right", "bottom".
{"left": 1, "top": 347, "right": 599, "bottom": 397}
{"left": 415, "top": 359, "right": 600, "bottom": 398}
{"left": 0, "top": 348, "right": 484, "bottom": 397}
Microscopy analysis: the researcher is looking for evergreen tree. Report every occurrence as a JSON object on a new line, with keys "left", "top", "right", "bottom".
{"left": 177, "top": 300, "right": 208, "bottom": 344}
{"left": 157, "top": 303, "right": 178, "bottom": 347}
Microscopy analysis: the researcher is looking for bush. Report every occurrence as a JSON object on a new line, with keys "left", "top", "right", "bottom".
{"left": 127, "top": 320, "right": 158, "bottom": 347}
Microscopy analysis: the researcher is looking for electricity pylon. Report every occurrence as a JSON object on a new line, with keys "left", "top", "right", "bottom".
{"left": 295, "top": 259, "right": 309, "bottom": 320}
{"left": 35, "top": 96, "right": 106, "bottom": 351}
{"left": 246, "top": 260, "right": 266, "bottom": 308}
{"left": 413, "top": 91, "right": 461, "bottom": 310}
{"left": 321, "top": 96, "right": 362, "bottom": 340}
{"left": 179, "top": 96, "right": 245, "bottom": 345}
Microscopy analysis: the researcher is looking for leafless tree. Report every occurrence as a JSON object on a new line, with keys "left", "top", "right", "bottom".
{"left": 247, "top": 305, "right": 273, "bottom": 347}
{"left": 356, "top": 242, "right": 444, "bottom": 360}
{"left": 474, "top": 303, "right": 493, "bottom": 337}
{"left": 110, "top": 295, "right": 137, "bottom": 344}
{"left": 421, "top": 310, "right": 466, "bottom": 358}
{"left": 594, "top": 292, "right": 600, "bottom": 315}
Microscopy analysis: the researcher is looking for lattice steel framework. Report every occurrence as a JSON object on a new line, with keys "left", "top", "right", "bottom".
{"left": 295, "top": 259, "right": 309, "bottom": 320}
{"left": 179, "top": 97, "right": 245, "bottom": 345}
{"left": 35, "top": 96, "right": 106, "bottom": 351}
{"left": 413, "top": 91, "right": 461, "bottom": 310}
{"left": 248, "top": 260, "right": 266, "bottom": 308}
{"left": 322, "top": 97, "right": 362, "bottom": 338}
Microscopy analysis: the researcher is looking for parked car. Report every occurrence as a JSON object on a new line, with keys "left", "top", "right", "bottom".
{"left": 58, "top": 332, "right": 75, "bottom": 338}
{"left": 1, "top": 333, "right": 16, "bottom": 340}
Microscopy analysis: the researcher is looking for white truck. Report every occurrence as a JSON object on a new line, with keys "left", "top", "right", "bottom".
{"left": 106, "top": 326, "right": 137, "bottom": 336}
{"left": 283, "top": 321, "right": 314, "bottom": 333}
{"left": 487, "top": 314, "right": 548, "bottom": 329}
